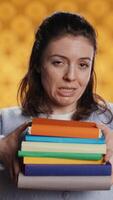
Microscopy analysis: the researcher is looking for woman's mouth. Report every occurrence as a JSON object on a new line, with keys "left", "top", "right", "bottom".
{"left": 58, "top": 87, "right": 76, "bottom": 97}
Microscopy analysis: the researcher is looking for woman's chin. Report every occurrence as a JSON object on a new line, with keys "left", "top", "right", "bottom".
{"left": 54, "top": 98, "right": 76, "bottom": 107}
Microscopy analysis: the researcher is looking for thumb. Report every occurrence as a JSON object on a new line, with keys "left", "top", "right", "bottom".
{"left": 15, "top": 121, "right": 32, "bottom": 137}
{"left": 5, "top": 121, "right": 32, "bottom": 140}
{"left": 96, "top": 123, "right": 113, "bottom": 162}
{"left": 16, "top": 121, "right": 31, "bottom": 132}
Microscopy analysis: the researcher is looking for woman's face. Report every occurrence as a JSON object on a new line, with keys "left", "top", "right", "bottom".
{"left": 40, "top": 35, "right": 94, "bottom": 114}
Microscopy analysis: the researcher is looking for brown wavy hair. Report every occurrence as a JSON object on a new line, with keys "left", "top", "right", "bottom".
{"left": 17, "top": 12, "right": 113, "bottom": 123}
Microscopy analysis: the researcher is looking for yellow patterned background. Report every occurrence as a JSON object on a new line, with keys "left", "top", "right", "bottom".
{"left": 0, "top": 0, "right": 113, "bottom": 108}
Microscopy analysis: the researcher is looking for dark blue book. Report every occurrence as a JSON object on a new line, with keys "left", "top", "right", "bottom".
{"left": 24, "top": 162, "right": 111, "bottom": 176}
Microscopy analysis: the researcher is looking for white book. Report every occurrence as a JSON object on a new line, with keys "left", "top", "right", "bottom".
{"left": 18, "top": 173, "right": 112, "bottom": 191}
{"left": 21, "top": 141, "right": 106, "bottom": 154}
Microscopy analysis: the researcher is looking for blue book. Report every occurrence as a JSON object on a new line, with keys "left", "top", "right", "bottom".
{"left": 24, "top": 162, "right": 111, "bottom": 176}
{"left": 25, "top": 134, "right": 105, "bottom": 144}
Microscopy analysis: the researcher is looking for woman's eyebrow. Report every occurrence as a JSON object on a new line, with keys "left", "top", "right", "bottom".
{"left": 48, "top": 55, "right": 92, "bottom": 62}
{"left": 79, "top": 57, "right": 92, "bottom": 61}
{"left": 48, "top": 54, "right": 67, "bottom": 59}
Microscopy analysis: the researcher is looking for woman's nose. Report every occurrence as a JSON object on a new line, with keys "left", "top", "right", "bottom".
{"left": 63, "top": 66, "right": 77, "bottom": 81}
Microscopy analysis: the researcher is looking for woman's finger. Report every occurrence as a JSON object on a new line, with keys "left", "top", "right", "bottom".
{"left": 3, "top": 155, "right": 14, "bottom": 181}
{"left": 12, "top": 158, "right": 20, "bottom": 184}
{"left": 96, "top": 123, "right": 110, "bottom": 139}
{"left": 104, "top": 149, "right": 113, "bottom": 161}
{"left": 96, "top": 123, "right": 113, "bottom": 163}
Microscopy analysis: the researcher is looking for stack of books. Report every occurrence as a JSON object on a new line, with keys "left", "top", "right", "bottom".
{"left": 17, "top": 118, "right": 112, "bottom": 190}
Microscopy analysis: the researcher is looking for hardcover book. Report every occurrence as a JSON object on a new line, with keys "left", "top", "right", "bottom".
{"left": 24, "top": 162, "right": 112, "bottom": 176}
{"left": 23, "top": 157, "right": 103, "bottom": 165}
{"left": 30, "top": 118, "right": 102, "bottom": 138}
{"left": 21, "top": 141, "right": 106, "bottom": 154}
{"left": 18, "top": 150, "right": 103, "bottom": 160}
{"left": 18, "top": 173, "right": 112, "bottom": 190}
{"left": 25, "top": 134, "right": 105, "bottom": 144}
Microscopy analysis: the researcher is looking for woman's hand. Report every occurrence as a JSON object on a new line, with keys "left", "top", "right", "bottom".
{"left": 96, "top": 124, "right": 113, "bottom": 184}
{"left": 0, "top": 122, "right": 31, "bottom": 184}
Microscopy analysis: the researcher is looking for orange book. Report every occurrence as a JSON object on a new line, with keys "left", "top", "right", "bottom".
{"left": 30, "top": 118, "right": 101, "bottom": 139}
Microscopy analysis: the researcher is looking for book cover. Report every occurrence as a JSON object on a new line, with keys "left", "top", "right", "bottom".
{"left": 30, "top": 118, "right": 101, "bottom": 138}
{"left": 18, "top": 173, "right": 112, "bottom": 190}
{"left": 18, "top": 150, "right": 103, "bottom": 160}
{"left": 21, "top": 141, "right": 106, "bottom": 154}
{"left": 24, "top": 162, "right": 112, "bottom": 176}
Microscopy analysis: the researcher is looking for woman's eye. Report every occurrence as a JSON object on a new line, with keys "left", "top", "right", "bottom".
{"left": 52, "top": 61, "right": 63, "bottom": 66}
{"left": 79, "top": 63, "right": 89, "bottom": 69}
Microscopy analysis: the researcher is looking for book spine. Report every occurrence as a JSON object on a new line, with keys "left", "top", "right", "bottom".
{"left": 24, "top": 163, "right": 112, "bottom": 176}
{"left": 23, "top": 157, "right": 103, "bottom": 164}
{"left": 31, "top": 125, "right": 99, "bottom": 138}
{"left": 32, "top": 118, "right": 96, "bottom": 127}
{"left": 18, "top": 150, "right": 102, "bottom": 160}
{"left": 25, "top": 135, "right": 105, "bottom": 144}
{"left": 21, "top": 141, "right": 106, "bottom": 154}
{"left": 18, "top": 173, "right": 112, "bottom": 190}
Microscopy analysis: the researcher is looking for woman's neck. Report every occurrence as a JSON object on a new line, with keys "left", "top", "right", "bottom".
{"left": 51, "top": 105, "right": 76, "bottom": 115}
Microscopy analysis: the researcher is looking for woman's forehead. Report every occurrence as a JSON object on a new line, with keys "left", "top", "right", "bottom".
{"left": 43, "top": 35, "right": 94, "bottom": 60}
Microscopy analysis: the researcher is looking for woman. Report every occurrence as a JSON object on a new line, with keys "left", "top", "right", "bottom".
{"left": 0, "top": 11, "right": 113, "bottom": 197}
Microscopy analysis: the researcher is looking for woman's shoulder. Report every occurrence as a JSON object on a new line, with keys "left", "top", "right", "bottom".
{"left": 0, "top": 106, "right": 30, "bottom": 120}
{"left": 0, "top": 106, "right": 31, "bottom": 136}
{"left": 0, "top": 106, "right": 22, "bottom": 115}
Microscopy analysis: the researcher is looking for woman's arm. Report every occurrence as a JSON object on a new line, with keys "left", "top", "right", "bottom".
{"left": 0, "top": 122, "right": 30, "bottom": 183}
